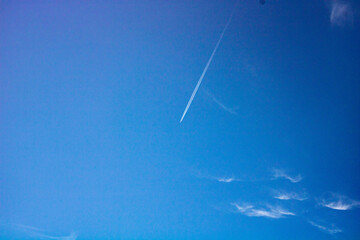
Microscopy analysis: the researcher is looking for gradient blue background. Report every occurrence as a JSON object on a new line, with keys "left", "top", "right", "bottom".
{"left": 1, "top": 0, "right": 359, "bottom": 239}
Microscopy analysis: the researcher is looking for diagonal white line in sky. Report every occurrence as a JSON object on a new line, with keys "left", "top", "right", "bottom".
{"left": 180, "top": 3, "right": 238, "bottom": 123}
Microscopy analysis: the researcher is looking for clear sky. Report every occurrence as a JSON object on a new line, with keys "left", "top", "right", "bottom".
{"left": 1, "top": 0, "right": 360, "bottom": 239}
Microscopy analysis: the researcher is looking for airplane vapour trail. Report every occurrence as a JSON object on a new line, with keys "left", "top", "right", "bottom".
{"left": 180, "top": 3, "right": 238, "bottom": 123}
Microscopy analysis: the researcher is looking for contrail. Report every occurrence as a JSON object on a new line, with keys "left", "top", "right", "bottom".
{"left": 180, "top": 3, "right": 238, "bottom": 123}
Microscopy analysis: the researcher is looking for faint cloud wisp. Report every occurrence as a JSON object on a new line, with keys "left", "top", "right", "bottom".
{"left": 330, "top": 0, "right": 354, "bottom": 27}
{"left": 232, "top": 203, "right": 295, "bottom": 219}
{"left": 11, "top": 224, "right": 78, "bottom": 240}
{"left": 308, "top": 221, "right": 342, "bottom": 234}
{"left": 204, "top": 89, "right": 238, "bottom": 115}
{"left": 216, "top": 176, "right": 238, "bottom": 183}
{"left": 191, "top": 169, "right": 240, "bottom": 183}
{"left": 273, "top": 191, "right": 307, "bottom": 201}
{"left": 272, "top": 169, "right": 302, "bottom": 183}
{"left": 30, "top": 232, "right": 78, "bottom": 240}
{"left": 319, "top": 194, "right": 360, "bottom": 210}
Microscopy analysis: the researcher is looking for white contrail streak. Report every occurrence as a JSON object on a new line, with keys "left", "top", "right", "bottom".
{"left": 180, "top": 4, "right": 237, "bottom": 123}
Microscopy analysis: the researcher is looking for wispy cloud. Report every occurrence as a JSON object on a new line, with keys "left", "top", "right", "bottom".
{"left": 232, "top": 203, "right": 295, "bottom": 219}
{"left": 319, "top": 194, "right": 360, "bottom": 210}
{"left": 216, "top": 176, "right": 238, "bottom": 183}
{"left": 330, "top": 0, "right": 354, "bottom": 27}
{"left": 12, "top": 224, "right": 45, "bottom": 232}
{"left": 204, "top": 89, "right": 238, "bottom": 115}
{"left": 308, "top": 221, "right": 342, "bottom": 234}
{"left": 273, "top": 191, "right": 307, "bottom": 201}
{"left": 272, "top": 169, "right": 302, "bottom": 183}
{"left": 192, "top": 168, "right": 272, "bottom": 184}
{"left": 11, "top": 224, "right": 78, "bottom": 240}
{"left": 191, "top": 168, "right": 242, "bottom": 183}
{"left": 27, "top": 232, "right": 78, "bottom": 240}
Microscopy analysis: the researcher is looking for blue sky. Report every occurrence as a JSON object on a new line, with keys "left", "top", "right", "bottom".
{"left": 1, "top": 0, "right": 359, "bottom": 239}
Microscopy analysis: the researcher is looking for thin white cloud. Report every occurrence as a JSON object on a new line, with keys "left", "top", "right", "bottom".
{"left": 192, "top": 168, "right": 269, "bottom": 183}
{"left": 273, "top": 191, "right": 307, "bottom": 201}
{"left": 319, "top": 194, "right": 360, "bottom": 210}
{"left": 272, "top": 169, "right": 302, "bottom": 183}
{"left": 308, "top": 221, "right": 342, "bottom": 234}
{"left": 233, "top": 203, "right": 295, "bottom": 219}
{"left": 28, "top": 232, "right": 78, "bottom": 240}
{"left": 191, "top": 169, "right": 241, "bottom": 183}
{"left": 12, "top": 224, "right": 45, "bottom": 232}
{"left": 204, "top": 89, "right": 238, "bottom": 115}
{"left": 11, "top": 224, "right": 78, "bottom": 240}
{"left": 330, "top": 0, "right": 354, "bottom": 26}
{"left": 323, "top": 200, "right": 358, "bottom": 210}
{"left": 216, "top": 176, "right": 238, "bottom": 183}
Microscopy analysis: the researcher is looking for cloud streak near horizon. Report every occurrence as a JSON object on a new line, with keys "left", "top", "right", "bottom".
{"left": 9, "top": 224, "right": 78, "bottom": 240}
{"left": 28, "top": 232, "right": 78, "bottom": 240}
